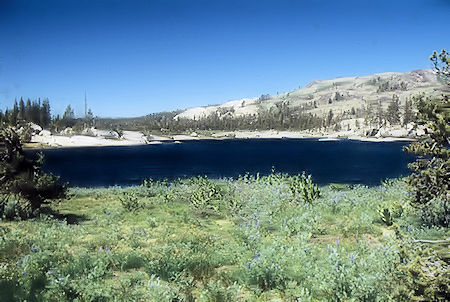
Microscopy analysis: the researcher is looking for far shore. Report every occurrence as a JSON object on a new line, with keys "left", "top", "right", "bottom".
{"left": 25, "top": 129, "right": 415, "bottom": 149}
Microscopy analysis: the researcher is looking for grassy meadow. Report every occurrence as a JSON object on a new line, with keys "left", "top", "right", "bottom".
{"left": 0, "top": 174, "right": 449, "bottom": 301}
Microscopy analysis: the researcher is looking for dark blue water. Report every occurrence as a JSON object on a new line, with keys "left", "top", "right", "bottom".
{"left": 25, "top": 139, "right": 415, "bottom": 187}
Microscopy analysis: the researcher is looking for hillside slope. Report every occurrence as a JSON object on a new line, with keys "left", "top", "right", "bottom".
{"left": 174, "top": 69, "right": 446, "bottom": 121}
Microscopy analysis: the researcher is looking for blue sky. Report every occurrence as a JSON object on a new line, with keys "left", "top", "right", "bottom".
{"left": 0, "top": 0, "right": 449, "bottom": 117}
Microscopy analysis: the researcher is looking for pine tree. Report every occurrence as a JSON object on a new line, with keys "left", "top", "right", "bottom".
{"left": 364, "top": 102, "right": 373, "bottom": 126}
{"left": 375, "top": 101, "right": 385, "bottom": 127}
{"left": 25, "top": 99, "right": 32, "bottom": 121}
{"left": 11, "top": 99, "right": 19, "bottom": 125}
{"left": 40, "top": 99, "right": 51, "bottom": 128}
{"left": 30, "top": 99, "right": 41, "bottom": 124}
{"left": 387, "top": 94, "right": 400, "bottom": 125}
{"left": 326, "top": 109, "right": 334, "bottom": 127}
{"left": 62, "top": 105, "right": 76, "bottom": 128}
{"left": 86, "top": 108, "right": 94, "bottom": 127}
{"left": 18, "top": 98, "right": 25, "bottom": 120}
{"left": 403, "top": 98, "right": 414, "bottom": 126}
{"left": 430, "top": 49, "right": 450, "bottom": 84}
{"left": 404, "top": 50, "right": 450, "bottom": 226}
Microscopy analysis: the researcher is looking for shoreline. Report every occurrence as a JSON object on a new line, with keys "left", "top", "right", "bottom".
{"left": 25, "top": 131, "right": 415, "bottom": 149}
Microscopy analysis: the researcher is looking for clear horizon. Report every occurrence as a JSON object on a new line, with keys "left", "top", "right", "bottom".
{"left": 1, "top": 0, "right": 449, "bottom": 118}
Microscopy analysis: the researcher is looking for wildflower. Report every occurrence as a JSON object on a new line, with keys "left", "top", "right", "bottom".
{"left": 336, "top": 237, "right": 340, "bottom": 247}
{"left": 349, "top": 253, "right": 356, "bottom": 263}
{"left": 30, "top": 245, "right": 38, "bottom": 253}
{"left": 331, "top": 192, "right": 345, "bottom": 203}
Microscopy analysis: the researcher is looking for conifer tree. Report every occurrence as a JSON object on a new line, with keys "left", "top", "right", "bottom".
{"left": 387, "top": 94, "right": 400, "bottom": 125}
{"left": 403, "top": 98, "right": 414, "bottom": 126}
{"left": 404, "top": 49, "right": 450, "bottom": 226}
{"left": 18, "top": 97, "right": 25, "bottom": 120}
{"left": 25, "top": 99, "right": 32, "bottom": 121}
{"left": 375, "top": 101, "right": 385, "bottom": 127}
{"left": 61, "top": 105, "right": 76, "bottom": 128}
{"left": 40, "top": 98, "right": 51, "bottom": 127}
{"left": 11, "top": 99, "right": 19, "bottom": 125}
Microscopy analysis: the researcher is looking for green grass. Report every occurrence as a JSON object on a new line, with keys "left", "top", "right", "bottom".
{"left": 1, "top": 176, "right": 448, "bottom": 301}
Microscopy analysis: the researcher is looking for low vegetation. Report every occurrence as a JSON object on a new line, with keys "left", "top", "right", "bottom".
{"left": 0, "top": 174, "right": 449, "bottom": 301}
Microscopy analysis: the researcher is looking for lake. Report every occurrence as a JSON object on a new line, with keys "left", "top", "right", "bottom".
{"left": 26, "top": 138, "right": 416, "bottom": 187}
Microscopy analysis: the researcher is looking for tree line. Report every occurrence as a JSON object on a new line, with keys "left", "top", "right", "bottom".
{"left": 0, "top": 99, "right": 95, "bottom": 131}
{"left": 1, "top": 92, "right": 418, "bottom": 137}
{"left": 96, "top": 94, "right": 416, "bottom": 135}
{"left": 0, "top": 98, "right": 51, "bottom": 128}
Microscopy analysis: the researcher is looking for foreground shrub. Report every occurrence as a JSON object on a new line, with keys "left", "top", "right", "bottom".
{"left": 288, "top": 172, "right": 320, "bottom": 204}
{"left": 0, "top": 194, "right": 32, "bottom": 220}
{"left": 188, "top": 176, "right": 237, "bottom": 214}
{"left": 200, "top": 280, "right": 241, "bottom": 302}
{"left": 146, "top": 235, "right": 229, "bottom": 282}
{"left": 0, "top": 127, "right": 66, "bottom": 219}
{"left": 241, "top": 244, "right": 294, "bottom": 293}
{"left": 119, "top": 191, "right": 145, "bottom": 212}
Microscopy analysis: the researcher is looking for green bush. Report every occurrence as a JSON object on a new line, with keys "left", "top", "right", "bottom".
{"left": 188, "top": 176, "right": 236, "bottom": 214}
{"left": 288, "top": 172, "right": 320, "bottom": 204}
{"left": 0, "top": 127, "right": 66, "bottom": 219}
{"left": 242, "top": 246, "right": 291, "bottom": 292}
{"left": 200, "top": 280, "right": 241, "bottom": 302}
{"left": 0, "top": 194, "right": 32, "bottom": 220}
{"left": 119, "top": 192, "right": 145, "bottom": 212}
{"left": 378, "top": 206, "right": 394, "bottom": 226}
{"left": 146, "top": 235, "right": 227, "bottom": 282}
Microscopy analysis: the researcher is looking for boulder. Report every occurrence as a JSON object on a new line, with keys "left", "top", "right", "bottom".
{"left": 122, "top": 131, "right": 147, "bottom": 143}
{"left": 39, "top": 130, "right": 52, "bottom": 137}
{"left": 62, "top": 127, "right": 73, "bottom": 135}
{"left": 29, "top": 123, "right": 42, "bottom": 132}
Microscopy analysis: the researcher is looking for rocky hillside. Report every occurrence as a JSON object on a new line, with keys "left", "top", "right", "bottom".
{"left": 175, "top": 69, "right": 447, "bottom": 122}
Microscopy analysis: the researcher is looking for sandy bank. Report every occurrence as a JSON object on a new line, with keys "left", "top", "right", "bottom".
{"left": 29, "top": 128, "right": 416, "bottom": 149}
